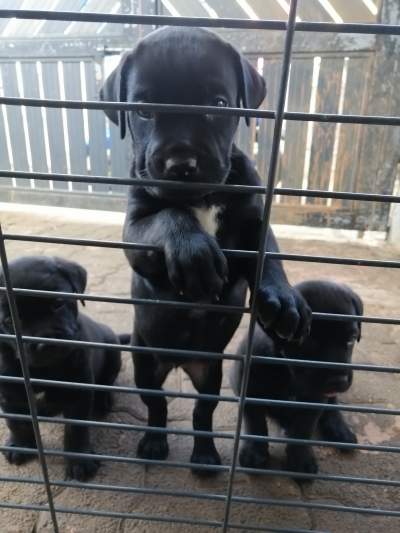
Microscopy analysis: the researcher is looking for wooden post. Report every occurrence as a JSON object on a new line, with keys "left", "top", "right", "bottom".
{"left": 357, "top": 0, "right": 400, "bottom": 230}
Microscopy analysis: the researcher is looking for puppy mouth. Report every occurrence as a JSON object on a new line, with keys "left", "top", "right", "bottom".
{"left": 136, "top": 161, "right": 230, "bottom": 201}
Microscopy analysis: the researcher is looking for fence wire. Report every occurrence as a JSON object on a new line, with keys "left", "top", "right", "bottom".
{"left": 0, "top": 2, "right": 399, "bottom": 532}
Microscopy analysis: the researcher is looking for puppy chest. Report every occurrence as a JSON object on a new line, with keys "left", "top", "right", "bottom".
{"left": 191, "top": 205, "right": 224, "bottom": 237}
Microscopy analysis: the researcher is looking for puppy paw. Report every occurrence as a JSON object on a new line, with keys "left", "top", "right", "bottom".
{"left": 190, "top": 445, "right": 221, "bottom": 477}
{"left": 137, "top": 433, "right": 169, "bottom": 460}
{"left": 239, "top": 443, "right": 269, "bottom": 470}
{"left": 323, "top": 424, "right": 358, "bottom": 451}
{"left": 165, "top": 232, "right": 228, "bottom": 301}
{"left": 3, "top": 437, "right": 36, "bottom": 465}
{"left": 65, "top": 457, "right": 100, "bottom": 481}
{"left": 257, "top": 284, "right": 312, "bottom": 341}
{"left": 286, "top": 446, "right": 318, "bottom": 484}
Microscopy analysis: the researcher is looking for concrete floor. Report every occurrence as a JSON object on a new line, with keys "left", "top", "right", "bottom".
{"left": 0, "top": 206, "right": 399, "bottom": 533}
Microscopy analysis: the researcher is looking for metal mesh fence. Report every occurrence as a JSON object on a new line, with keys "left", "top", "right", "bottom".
{"left": 0, "top": 2, "right": 399, "bottom": 532}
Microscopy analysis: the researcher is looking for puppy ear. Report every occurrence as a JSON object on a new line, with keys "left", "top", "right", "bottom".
{"left": 237, "top": 54, "right": 267, "bottom": 126}
{"left": 99, "top": 52, "right": 133, "bottom": 140}
{"left": 350, "top": 291, "right": 364, "bottom": 342}
{"left": 54, "top": 258, "right": 87, "bottom": 306}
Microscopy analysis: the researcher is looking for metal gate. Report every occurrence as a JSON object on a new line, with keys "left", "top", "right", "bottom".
{"left": 0, "top": 1, "right": 400, "bottom": 532}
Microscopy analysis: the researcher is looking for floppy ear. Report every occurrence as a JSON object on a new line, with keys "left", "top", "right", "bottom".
{"left": 237, "top": 54, "right": 267, "bottom": 126}
{"left": 54, "top": 258, "right": 87, "bottom": 305}
{"left": 99, "top": 52, "right": 133, "bottom": 140}
{"left": 350, "top": 291, "right": 363, "bottom": 342}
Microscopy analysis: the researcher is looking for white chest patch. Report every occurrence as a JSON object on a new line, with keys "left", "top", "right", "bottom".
{"left": 191, "top": 205, "right": 223, "bottom": 237}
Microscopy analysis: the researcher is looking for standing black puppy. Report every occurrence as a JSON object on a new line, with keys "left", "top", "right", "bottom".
{"left": 100, "top": 27, "right": 310, "bottom": 473}
{"left": 231, "top": 280, "right": 362, "bottom": 481}
{"left": 0, "top": 256, "right": 122, "bottom": 481}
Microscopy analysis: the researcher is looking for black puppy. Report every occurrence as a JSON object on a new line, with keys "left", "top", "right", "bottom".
{"left": 232, "top": 280, "right": 362, "bottom": 481}
{"left": 100, "top": 27, "right": 310, "bottom": 473}
{"left": 0, "top": 256, "right": 122, "bottom": 481}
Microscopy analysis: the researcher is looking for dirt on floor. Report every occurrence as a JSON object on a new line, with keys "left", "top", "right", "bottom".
{"left": 0, "top": 206, "right": 399, "bottom": 533}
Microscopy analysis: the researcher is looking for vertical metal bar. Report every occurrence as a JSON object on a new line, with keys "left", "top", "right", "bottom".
{"left": 221, "top": 1, "right": 299, "bottom": 531}
{"left": 0, "top": 224, "right": 59, "bottom": 533}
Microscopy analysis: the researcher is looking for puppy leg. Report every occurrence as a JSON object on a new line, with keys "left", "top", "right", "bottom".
{"left": 63, "top": 373, "right": 100, "bottom": 481}
{"left": 239, "top": 404, "right": 269, "bottom": 470}
{"left": 94, "top": 348, "right": 122, "bottom": 417}
{"left": 318, "top": 397, "right": 357, "bottom": 449}
{"left": 286, "top": 406, "right": 321, "bottom": 483}
{"left": 185, "top": 360, "right": 222, "bottom": 476}
{"left": 134, "top": 335, "right": 169, "bottom": 461}
{"left": 3, "top": 414, "right": 36, "bottom": 465}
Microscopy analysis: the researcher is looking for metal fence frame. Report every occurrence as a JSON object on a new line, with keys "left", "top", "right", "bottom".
{"left": 0, "top": 2, "right": 400, "bottom": 532}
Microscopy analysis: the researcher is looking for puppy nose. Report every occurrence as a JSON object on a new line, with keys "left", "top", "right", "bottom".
{"left": 164, "top": 156, "right": 198, "bottom": 179}
{"left": 326, "top": 374, "right": 351, "bottom": 392}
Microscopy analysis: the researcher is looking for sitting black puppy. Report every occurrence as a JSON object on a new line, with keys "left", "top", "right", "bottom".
{"left": 231, "top": 280, "right": 363, "bottom": 481}
{"left": 100, "top": 26, "right": 311, "bottom": 474}
{"left": 0, "top": 256, "right": 122, "bottom": 481}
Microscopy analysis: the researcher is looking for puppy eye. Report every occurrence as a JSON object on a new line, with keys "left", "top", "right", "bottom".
{"left": 2, "top": 316, "right": 13, "bottom": 329}
{"left": 214, "top": 97, "right": 228, "bottom": 108}
{"left": 136, "top": 103, "right": 154, "bottom": 120}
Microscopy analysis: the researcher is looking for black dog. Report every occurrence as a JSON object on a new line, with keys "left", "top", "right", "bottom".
{"left": 100, "top": 27, "right": 311, "bottom": 473}
{"left": 0, "top": 256, "right": 122, "bottom": 481}
{"left": 231, "top": 280, "right": 362, "bottom": 481}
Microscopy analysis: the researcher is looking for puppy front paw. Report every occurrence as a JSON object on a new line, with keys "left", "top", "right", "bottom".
{"left": 137, "top": 433, "right": 169, "bottom": 460}
{"left": 286, "top": 445, "right": 318, "bottom": 484}
{"left": 165, "top": 232, "right": 228, "bottom": 301}
{"left": 321, "top": 422, "right": 358, "bottom": 450}
{"left": 3, "top": 436, "right": 36, "bottom": 465}
{"left": 257, "top": 284, "right": 311, "bottom": 341}
{"left": 239, "top": 443, "right": 269, "bottom": 470}
{"left": 190, "top": 443, "right": 221, "bottom": 477}
{"left": 65, "top": 456, "right": 100, "bottom": 481}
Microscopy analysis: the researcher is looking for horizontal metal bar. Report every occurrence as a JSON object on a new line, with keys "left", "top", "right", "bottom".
{"left": 0, "top": 449, "right": 398, "bottom": 518}
{"left": 0, "top": 501, "right": 320, "bottom": 533}
{"left": 1, "top": 410, "right": 399, "bottom": 455}
{"left": 2, "top": 330, "right": 400, "bottom": 377}
{"left": 0, "top": 286, "right": 248, "bottom": 315}
{"left": 1, "top": 96, "right": 400, "bottom": 127}
{"left": 2, "top": 449, "right": 399, "bottom": 500}
{"left": 2, "top": 170, "right": 400, "bottom": 204}
{"left": 0, "top": 500, "right": 222, "bottom": 530}
{"left": 4, "top": 233, "right": 400, "bottom": 271}
{"left": 0, "top": 9, "right": 400, "bottom": 36}
{"left": 0, "top": 347, "right": 397, "bottom": 414}
{"left": 3, "top": 287, "right": 399, "bottom": 326}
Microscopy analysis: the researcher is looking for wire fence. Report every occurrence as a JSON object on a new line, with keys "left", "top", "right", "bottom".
{"left": 0, "top": 1, "right": 399, "bottom": 532}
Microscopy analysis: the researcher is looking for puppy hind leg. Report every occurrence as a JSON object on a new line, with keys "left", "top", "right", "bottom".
{"left": 285, "top": 406, "right": 321, "bottom": 483}
{"left": 318, "top": 397, "right": 357, "bottom": 449}
{"left": 63, "top": 378, "right": 100, "bottom": 481}
{"left": 239, "top": 404, "right": 269, "bottom": 470}
{"left": 133, "top": 335, "right": 170, "bottom": 461}
{"left": 94, "top": 348, "right": 122, "bottom": 418}
{"left": 4, "top": 417, "right": 36, "bottom": 465}
{"left": 184, "top": 360, "right": 222, "bottom": 476}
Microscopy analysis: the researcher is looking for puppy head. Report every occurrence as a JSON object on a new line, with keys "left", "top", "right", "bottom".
{"left": 0, "top": 256, "right": 87, "bottom": 368}
{"left": 289, "top": 280, "right": 363, "bottom": 398}
{"left": 100, "top": 27, "right": 266, "bottom": 202}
